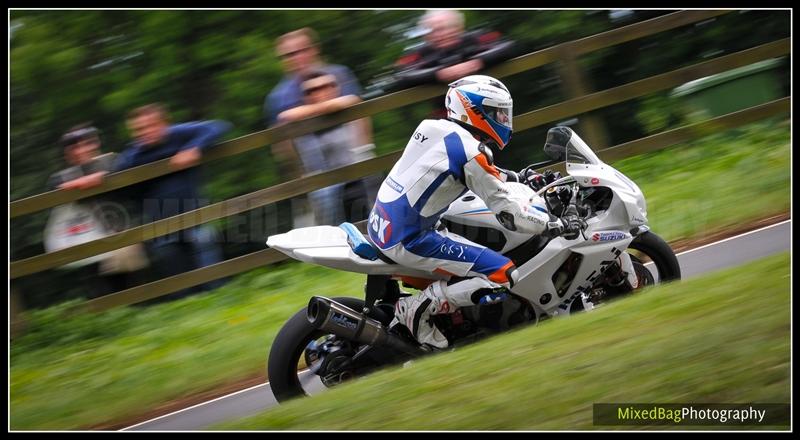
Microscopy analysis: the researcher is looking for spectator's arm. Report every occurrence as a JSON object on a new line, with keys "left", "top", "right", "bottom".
{"left": 276, "top": 65, "right": 364, "bottom": 122}
{"left": 56, "top": 153, "right": 119, "bottom": 190}
{"left": 277, "top": 95, "right": 361, "bottom": 122}
{"left": 58, "top": 172, "right": 107, "bottom": 190}
{"left": 172, "top": 120, "right": 233, "bottom": 153}
{"left": 435, "top": 60, "right": 484, "bottom": 83}
{"left": 434, "top": 32, "right": 517, "bottom": 83}
{"left": 166, "top": 120, "right": 231, "bottom": 170}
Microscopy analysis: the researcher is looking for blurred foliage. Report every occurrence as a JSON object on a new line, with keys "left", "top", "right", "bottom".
{"left": 9, "top": 10, "right": 790, "bottom": 308}
{"left": 9, "top": 119, "right": 790, "bottom": 430}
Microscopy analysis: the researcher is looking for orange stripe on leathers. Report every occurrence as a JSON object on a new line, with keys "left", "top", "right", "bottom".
{"left": 473, "top": 153, "right": 501, "bottom": 180}
{"left": 488, "top": 261, "right": 515, "bottom": 284}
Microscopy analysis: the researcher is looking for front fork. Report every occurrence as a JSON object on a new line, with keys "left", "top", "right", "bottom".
{"left": 585, "top": 251, "right": 640, "bottom": 308}
{"left": 610, "top": 251, "right": 639, "bottom": 289}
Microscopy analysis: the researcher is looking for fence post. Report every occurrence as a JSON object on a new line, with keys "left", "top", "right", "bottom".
{"left": 555, "top": 46, "right": 612, "bottom": 149}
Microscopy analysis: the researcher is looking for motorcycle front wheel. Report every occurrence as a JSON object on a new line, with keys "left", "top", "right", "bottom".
{"left": 627, "top": 231, "right": 682, "bottom": 284}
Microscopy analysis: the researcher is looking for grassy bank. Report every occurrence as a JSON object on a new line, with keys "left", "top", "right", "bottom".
{"left": 10, "top": 263, "right": 365, "bottom": 430}
{"left": 217, "top": 252, "right": 791, "bottom": 430}
{"left": 10, "top": 119, "right": 790, "bottom": 430}
{"left": 615, "top": 118, "right": 790, "bottom": 241}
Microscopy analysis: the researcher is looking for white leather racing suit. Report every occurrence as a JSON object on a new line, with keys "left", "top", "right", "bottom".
{"left": 367, "top": 119, "right": 557, "bottom": 347}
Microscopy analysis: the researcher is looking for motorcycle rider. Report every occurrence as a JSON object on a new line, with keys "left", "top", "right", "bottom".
{"left": 367, "top": 74, "right": 583, "bottom": 349}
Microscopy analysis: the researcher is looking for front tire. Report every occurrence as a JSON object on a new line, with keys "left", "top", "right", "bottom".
{"left": 628, "top": 231, "right": 681, "bottom": 283}
{"left": 267, "top": 296, "right": 365, "bottom": 403}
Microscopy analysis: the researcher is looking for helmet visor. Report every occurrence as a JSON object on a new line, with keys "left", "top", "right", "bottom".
{"left": 485, "top": 106, "right": 512, "bottom": 130}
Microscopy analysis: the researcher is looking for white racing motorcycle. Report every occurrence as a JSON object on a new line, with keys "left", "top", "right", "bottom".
{"left": 265, "top": 126, "right": 681, "bottom": 402}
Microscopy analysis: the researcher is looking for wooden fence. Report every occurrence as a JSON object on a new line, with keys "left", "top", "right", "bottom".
{"left": 9, "top": 10, "right": 790, "bottom": 320}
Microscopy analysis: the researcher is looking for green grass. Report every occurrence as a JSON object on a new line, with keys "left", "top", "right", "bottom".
{"left": 9, "top": 263, "right": 366, "bottom": 430}
{"left": 215, "top": 252, "right": 791, "bottom": 431}
{"left": 613, "top": 118, "right": 790, "bottom": 240}
{"left": 10, "top": 119, "right": 790, "bottom": 430}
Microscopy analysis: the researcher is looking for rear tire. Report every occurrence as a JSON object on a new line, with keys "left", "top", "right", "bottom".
{"left": 267, "top": 297, "right": 365, "bottom": 403}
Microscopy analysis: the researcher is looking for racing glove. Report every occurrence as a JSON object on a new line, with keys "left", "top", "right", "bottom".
{"left": 520, "top": 167, "right": 562, "bottom": 191}
{"left": 559, "top": 204, "right": 586, "bottom": 240}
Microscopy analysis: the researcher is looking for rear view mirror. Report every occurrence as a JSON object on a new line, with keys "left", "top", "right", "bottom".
{"left": 543, "top": 126, "right": 573, "bottom": 161}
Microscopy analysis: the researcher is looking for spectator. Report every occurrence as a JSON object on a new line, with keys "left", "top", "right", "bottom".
{"left": 264, "top": 27, "right": 377, "bottom": 226}
{"left": 397, "top": 10, "right": 516, "bottom": 85}
{"left": 278, "top": 71, "right": 379, "bottom": 225}
{"left": 365, "top": 10, "right": 516, "bottom": 110}
{"left": 72, "top": 104, "right": 233, "bottom": 301}
{"left": 44, "top": 123, "right": 149, "bottom": 299}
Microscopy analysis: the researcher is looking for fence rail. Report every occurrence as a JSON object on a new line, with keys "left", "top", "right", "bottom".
{"left": 9, "top": 9, "right": 790, "bottom": 313}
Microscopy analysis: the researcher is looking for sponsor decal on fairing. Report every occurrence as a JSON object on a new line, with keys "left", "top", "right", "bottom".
{"left": 591, "top": 231, "right": 627, "bottom": 242}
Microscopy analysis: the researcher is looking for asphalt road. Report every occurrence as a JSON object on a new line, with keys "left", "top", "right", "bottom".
{"left": 122, "top": 220, "right": 791, "bottom": 431}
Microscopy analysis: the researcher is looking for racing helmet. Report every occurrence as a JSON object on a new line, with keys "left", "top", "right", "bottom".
{"left": 445, "top": 75, "right": 513, "bottom": 149}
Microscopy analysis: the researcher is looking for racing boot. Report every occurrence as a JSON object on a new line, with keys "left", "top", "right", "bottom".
{"left": 390, "top": 278, "right": 509, "bottom": 349}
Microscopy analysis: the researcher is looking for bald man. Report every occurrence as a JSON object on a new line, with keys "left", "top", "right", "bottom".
{"left": 392, "top": 10, "right": 516, "bottom": 90}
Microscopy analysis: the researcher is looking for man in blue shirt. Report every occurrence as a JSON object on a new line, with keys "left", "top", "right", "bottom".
{"left": 115, "top": 103, "right": 232, "bottom": 299}
{"left": 264, "top": 27, "right": 374, "bottom": 228}
{"left": 264, "top": 28, "right": 363, "bottom": 129}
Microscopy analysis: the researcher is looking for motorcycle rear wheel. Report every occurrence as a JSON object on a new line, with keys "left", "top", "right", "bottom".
{"left": 267, "top": 297, "right": 367, "bottom": 403}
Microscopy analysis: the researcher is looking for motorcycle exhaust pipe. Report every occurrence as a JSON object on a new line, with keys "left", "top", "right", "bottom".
{"left": 307, "top": 296, "right": 425, "bottom": 356}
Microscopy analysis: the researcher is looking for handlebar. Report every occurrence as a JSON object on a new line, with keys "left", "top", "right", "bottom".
{"left": 535, "top": 175, "right": 576, "bottom": 196}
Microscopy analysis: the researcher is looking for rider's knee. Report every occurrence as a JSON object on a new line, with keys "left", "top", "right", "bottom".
{"left": 488, "top": 261, "right": 518, "bottom": 289}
